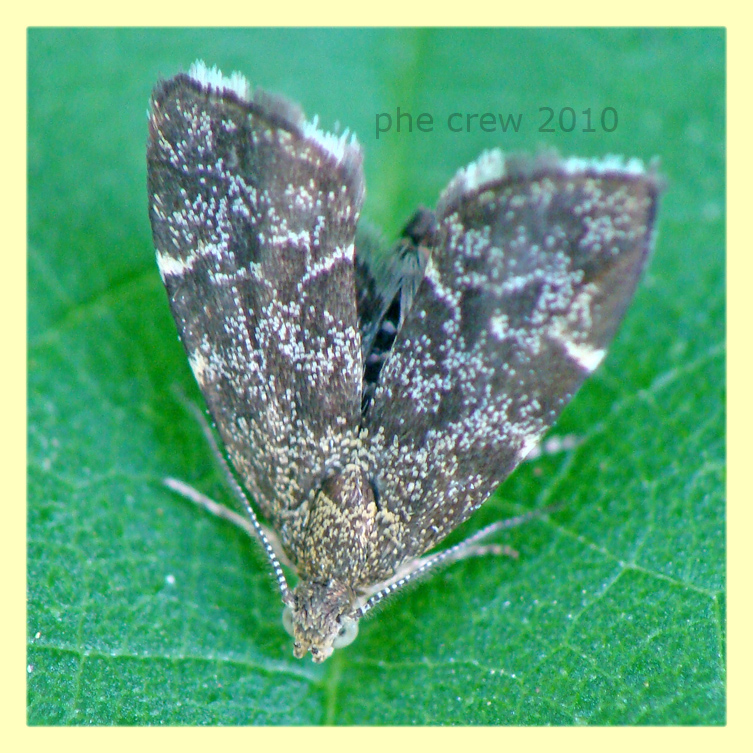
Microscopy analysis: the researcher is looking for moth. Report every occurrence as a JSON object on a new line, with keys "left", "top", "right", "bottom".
{"left": 147, "top": 61, "right": 660, "bottom": 662}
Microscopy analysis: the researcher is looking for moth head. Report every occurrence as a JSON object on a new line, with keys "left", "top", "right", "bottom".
{"left": 282, "top": 579, "right": 360, "bottom": 662}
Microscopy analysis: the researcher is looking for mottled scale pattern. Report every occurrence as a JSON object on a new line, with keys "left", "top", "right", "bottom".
{"left": 365, "top": 151, "right": 659, "bottom": 566}
{"left": 148, "top": 62, "right": 660, "bottom": 661}
{"left": 148, "top": 68, "right": 365, "bottom": 536}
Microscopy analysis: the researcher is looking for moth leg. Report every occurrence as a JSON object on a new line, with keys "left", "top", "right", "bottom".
{"left": 163, "top": 477, "right": 294, "bottom": 568}
{"left": 165, "top": 476, "right": 255, "bottom": 534}
{"left": 450, "top": 542, "right": 519, "bottom": 560}
{"left": 523, "top": 433, "right": 581, "bottom": 462}
{"left": 360, "top": 504, "right": 562, "bottom": 614}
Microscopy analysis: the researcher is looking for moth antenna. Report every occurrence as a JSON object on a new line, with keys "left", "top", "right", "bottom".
{"left": 182, "top": 399, "right": 292, "bottom": 602}
{"left": 360, "top": 504, "right": 562, "bottom": 615}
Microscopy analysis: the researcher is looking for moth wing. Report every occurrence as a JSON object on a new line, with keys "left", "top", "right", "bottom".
{"left": 365, "top": 151, "right": 660, "bottom": 560}
{"left": 147, "top": 64, "right": 365, "bottom": 526}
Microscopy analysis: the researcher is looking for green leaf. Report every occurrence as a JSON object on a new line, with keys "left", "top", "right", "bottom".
{"left": 28, "top": 28, "right": 724, "bottom": 725}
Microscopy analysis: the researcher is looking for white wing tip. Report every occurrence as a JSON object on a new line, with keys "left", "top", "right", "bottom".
{"left": 187, "top": 59, "right": 251, "bottom": 102}
{"left": 301, "top": 115, "right": 360, "bottom": 163}
{"left": 449, "top": 148, "right": 507, "bottom": 194}
{"left": 560, "top": 154, "right": 647, "bottom": 176}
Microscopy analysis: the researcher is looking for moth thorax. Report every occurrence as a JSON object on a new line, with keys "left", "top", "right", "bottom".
{"left": 284, "top": 579, "right": 359, "bottom": 662}
{"left": 301, "top": 463, "right": 378, "bottom": 579}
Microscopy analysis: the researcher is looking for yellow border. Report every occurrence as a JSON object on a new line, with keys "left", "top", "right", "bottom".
{"left": 11, "top": 9, "right": 745, "bottom": 751}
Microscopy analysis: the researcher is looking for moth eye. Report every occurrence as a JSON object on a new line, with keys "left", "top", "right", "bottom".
{"left": 332, "top": 617, "right": 359, "bottom": 649}
{"left": 282, "top": 606, "right": 294, "bottom": 637}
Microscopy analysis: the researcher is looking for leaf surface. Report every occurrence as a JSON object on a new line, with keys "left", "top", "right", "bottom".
{"left": 28, "top": 27, "right": 724, "bottom": 725}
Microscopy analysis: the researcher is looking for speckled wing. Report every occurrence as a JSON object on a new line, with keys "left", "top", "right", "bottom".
{"left": 365, "top": 151, "right": 660, "bottom": 559}
{"left": 147, "top": 64, "right": 365, "bottom": 524}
